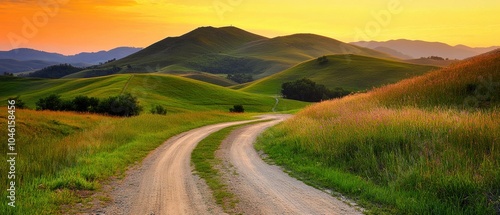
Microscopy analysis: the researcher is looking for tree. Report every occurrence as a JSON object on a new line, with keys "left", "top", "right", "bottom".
{"left": 150, "top": 104, "right": 167, "bottom": 115}
{"left": 72, "top": 95, "right": 99, "bottom": 112}
{"left": 317, "top": 56, "right": 329, "bottom": 65}
{"left": 281, "top": 78, "right": 350, "bottom": 102}
{"left": 97, "top": 93, "right": 142, "bottom": 117}
{"left": 8, "top": 96, "right": 27, "bottom": 109}
{"left": 36, "top": 94, "right": 63, "bottom": 111}
{"left": 229, "top": 105, "right": 244, "bottom": 113}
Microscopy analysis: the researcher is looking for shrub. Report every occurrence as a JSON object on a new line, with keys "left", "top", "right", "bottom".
{"left": 36, "top": 94, "right": 63, "bottom": 111}
{"left": 8, "top": 96, "right": 27, "bottom": 109}
{"left": 72, "top": 95, "right": 99, "bottom": 112}
{"left": 281, "top": 78, "right": 350, "bottom": 102}
{"left": 35, "top": 93, "right": 142, "bottom": 117}
{"left": 150, "top": 105, "right": 167, "bottom": 115}
{"left": 97, "top": 93, "right": 142, "bottom": 117}
{"left": 229, "top": 105, "right": 244, "bottom": 113}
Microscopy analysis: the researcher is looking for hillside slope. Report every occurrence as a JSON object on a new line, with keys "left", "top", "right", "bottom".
{"left": 256, "top": 50, "right": 500, "bottom": 213}
{"left": 71, "top": 26, "right": 396, "bottom": 79}
{"left": 0, "top": 74, "right": 307, "bottom": 112}
{"left": 241, "top": 54, "right": 436, "bottom": 95}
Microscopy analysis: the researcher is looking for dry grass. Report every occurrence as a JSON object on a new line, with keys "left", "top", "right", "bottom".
{"left": 257, "top": 50, "right": 500, "bottom": 214}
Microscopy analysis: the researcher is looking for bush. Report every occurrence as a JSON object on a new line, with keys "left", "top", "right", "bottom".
{"left": 36, "top": 94, "right": 63, "bottom": 111}
{"left": 281, "top": 78, "right": 350, "bottom": 102}
{"left": 229, "top": 105, "right": 244, "bottom": 113}
{"left": 72, "top": 95, "right": 99, "bottom": 112}
{"left": 35, "top": 93, "right": 142, "bottom": 117}
{"left": 8, "top": 96, "right": 27, "bottom": 109}
{"left": 150, "top": 105, "right": 167, "bottom": 115}
{"left": 97, "top": 93, "right": 142, "bottom": 117}
{"left": 317, "top": 56, "right": 329, "bottom": 65}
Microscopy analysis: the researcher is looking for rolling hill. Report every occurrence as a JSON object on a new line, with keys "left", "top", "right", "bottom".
{"left": 0, "top": 74, "right": 307, "bottom": 113}
{"left": 70, "top": 26, "right": 396, "bottom": 79}
{"left": 256, "top": 50, "right": 500, "bottom": 214}
{"left": 240, "top": 54, "right": 437, "bottom": 95}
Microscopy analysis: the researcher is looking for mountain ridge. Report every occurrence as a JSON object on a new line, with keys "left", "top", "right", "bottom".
{"left": 351, "top": 39, "right": 499, "bottom": 59}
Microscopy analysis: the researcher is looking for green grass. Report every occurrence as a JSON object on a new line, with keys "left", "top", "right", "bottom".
{"left": 177, "top": 72, "right": 238, "bottom": 87}
{"left": 255, "top": 51, "right": 500, "bottom": 214}
{"left": 241, "top": 55, "right": 437, "bottom": 95}
{"left": 192, "top": 122, "right": 267, "bottom": 213}
{"left": 0, "top": 108, "right": 253, "bottom": 214}
{"left": 0, "top": 74, "right": 309, "bottom": 113}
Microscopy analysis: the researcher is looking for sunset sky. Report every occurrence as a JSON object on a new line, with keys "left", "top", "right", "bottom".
{"left": 1, "top": 0, "right": 499, "bottom": 55}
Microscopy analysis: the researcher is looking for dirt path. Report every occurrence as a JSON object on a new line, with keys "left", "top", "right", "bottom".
{"left": 100, "top": 116, "right": 278, "bottom": 215}
{"left": 99, "top": 114, "right": 360, "bottom": 214}
{"left": 219, "top": 115, "right": 362, "bottom": 214}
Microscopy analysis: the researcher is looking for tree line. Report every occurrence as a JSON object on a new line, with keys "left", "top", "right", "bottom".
{"left": 281, "top": 78, "right": 351, "bottom": 102}
{"left": 35, "top": 93, "right": 166, "bottom": 117}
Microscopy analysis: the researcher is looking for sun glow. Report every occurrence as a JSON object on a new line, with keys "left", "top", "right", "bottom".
{"left": 1, "top": 0, "right": 498, "bottom": 54}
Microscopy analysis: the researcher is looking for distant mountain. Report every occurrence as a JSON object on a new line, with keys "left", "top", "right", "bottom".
{"left": 373, "top": 46, "right": 412, "bottom": 59}
{"left": 68, "top": 47, "right": 143, "bottom": 64}
{"left": 0, "top": 47, "right": 142, "bottom": 73}
{"left": 0, "top": 59, "right": 61, "bottom": 73}
{"left": 78, "top": 26, "right": 394, "bottom": 79}
{"left": 351, "top": 39, "right": 499, "bottom": 60}
{"left": 0, "top": 49, "right": 67, "bottom": 62}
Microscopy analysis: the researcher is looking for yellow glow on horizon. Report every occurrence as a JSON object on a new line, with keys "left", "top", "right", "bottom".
{"left": 0, "top": 0, "right": 498, "bottom": 55}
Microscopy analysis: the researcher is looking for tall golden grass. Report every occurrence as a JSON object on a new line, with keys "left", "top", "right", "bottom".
{"left": 259, "top": 50, "right": 500, "bottom": 213}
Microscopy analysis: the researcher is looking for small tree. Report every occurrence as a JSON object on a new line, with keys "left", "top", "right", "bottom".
{"left": 229, "top": 105, "right": 244, "bottom": 113}
{"left": 317, "top": 56, "right": 329, "bottom": 65}
{"left": 97, "top": 93, "right": 142, "bottom": 117}
{"left": 150, "top": 104, "right": 167, "bottom": 115}
{"left": 8, "top": 96, "right": 27, "bottom": 109}
{"left": 36, "top": 94, "right": 63, "bottom": 111}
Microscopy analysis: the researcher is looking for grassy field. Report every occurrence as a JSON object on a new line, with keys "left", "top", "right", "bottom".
{"left": 0, "top": 107, "right": 254, "bottom": 214}
{"left": 241, "top": 55, "right": 437, "bottom": 95}
{"left": 192, "top": 122, "right": 264, "bottom": 213}
{"left": 0, "top": 74, "right": 308, "bottom": 113}
{"left": 255, "top": 50, "right": 500, "bottom": 214}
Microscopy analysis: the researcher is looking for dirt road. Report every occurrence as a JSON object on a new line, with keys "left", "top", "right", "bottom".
{"left": 101, "top": 116, "right": 275, "bottom": 214}
{"left": 101, "top": 114, "right": 360, "bottom": 214}
{"left": 220, "top": 116, "right": 362, "bottom": 214}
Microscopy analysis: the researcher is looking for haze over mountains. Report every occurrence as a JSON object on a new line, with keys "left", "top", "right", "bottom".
{"left": 351, "top": 40, "right": 499, "bottom": 60}
{"left": 2, "top": 26, "right": 498, "bottom": 79}
{"left": 0, "top": 47, "right": 142, "bottom": 73}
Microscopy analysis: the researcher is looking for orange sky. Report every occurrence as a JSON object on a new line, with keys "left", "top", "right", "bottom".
{"left": 1, "top": 0, "right": 499, "bottom": 55}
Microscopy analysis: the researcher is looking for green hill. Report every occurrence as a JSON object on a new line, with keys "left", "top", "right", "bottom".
{"left": 66, "top": 26, "right": 397, "bottom": 80}
{"left": 255, "top": 50, "right": 500, "bottom": 213}
{"left": 0, "top": 74, "right": 307, "bottom": 113}
{"left": 241, "top": 54, "right": 437, "bottom": 95}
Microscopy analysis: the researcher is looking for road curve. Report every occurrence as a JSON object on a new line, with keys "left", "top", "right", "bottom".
{"left": 223, "top": 116, "right": 362, "bottom": 214}
{"left": 101, "top": 115, "right": 279, "bottom": 215}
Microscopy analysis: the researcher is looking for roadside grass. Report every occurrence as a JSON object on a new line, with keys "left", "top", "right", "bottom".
{"left": 192, "top": 121, "right": 269, "bottom": 213}
{"left": 255, "top": 51, "right": 500, "bottom": 214}
{"left": 0, "top": 108, "right": 252, "bottom": 214}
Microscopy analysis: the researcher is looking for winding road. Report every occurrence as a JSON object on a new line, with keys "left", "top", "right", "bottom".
{"left": 101, "top": 114, "right": 360, "bottom": 214}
